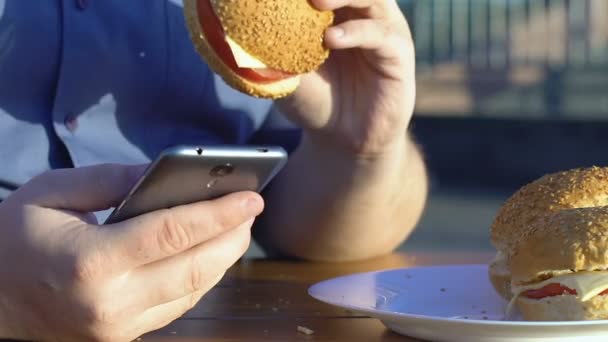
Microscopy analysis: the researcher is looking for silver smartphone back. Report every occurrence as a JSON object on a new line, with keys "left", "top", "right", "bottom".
{"left": 104, "top": 145, "right": 287, "bottom": 224}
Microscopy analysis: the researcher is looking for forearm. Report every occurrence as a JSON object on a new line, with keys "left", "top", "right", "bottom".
{"left": 254, "top": 132, "right": 428, "bottom": 261}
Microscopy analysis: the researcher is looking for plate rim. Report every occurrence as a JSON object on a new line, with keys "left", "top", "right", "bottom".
{"left": 307, "top": 263, "right": 608, "bottom": 327}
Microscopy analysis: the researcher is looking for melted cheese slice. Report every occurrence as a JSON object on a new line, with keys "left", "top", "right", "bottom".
{"left": 505, "top": 271, "right": 608, "bottom": 319}
{"left": 225, "top": 36, "right": 268, "bottom": 69}
{"left": 208, "top": 0, "right": 268, "bottom": 69}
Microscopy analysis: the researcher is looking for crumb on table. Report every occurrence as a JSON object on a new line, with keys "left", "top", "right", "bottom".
{"left": 297, "top": 326, "right": 314, "bottom": 335}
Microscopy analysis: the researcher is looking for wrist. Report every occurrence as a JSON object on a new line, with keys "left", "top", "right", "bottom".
{"left": 300, "top": 129, "right": 410, "bottom": 167}
{"left": 290, "top": 131, "right": 412, "bottom": 189}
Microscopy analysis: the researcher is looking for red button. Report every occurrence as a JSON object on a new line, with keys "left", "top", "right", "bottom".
{"left": 76, "top": 0, "right": 88, "bottom": 10}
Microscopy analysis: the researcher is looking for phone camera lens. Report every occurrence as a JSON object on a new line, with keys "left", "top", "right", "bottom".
{"left": 210, "top": 163, "right": 234, "bottom": 177}
{"left": 206, "top": 179, "right": 218, "bottom": 189}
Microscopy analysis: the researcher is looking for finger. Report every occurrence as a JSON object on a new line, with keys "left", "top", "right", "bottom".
{"left": 100, "top": 191, "right": 263, "bottom": 272}
{"left": 313, "top": 0, "right": 377, "bottom": 11}
{"left": 132, "top": 287, "right": 209, "bottom": 339}
{"left": 123, "top": 221, "right": 251, "bottom": 310}
{"left": 312, "top": 0, "right": 389, "bottom": 19}
{"left": 14, "top": 164, "right": 147, "bottom": 212}
{"left": 325, "top": 19, "right": 413, "bottom": 61}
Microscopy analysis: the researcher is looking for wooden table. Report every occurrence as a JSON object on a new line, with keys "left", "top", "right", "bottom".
{"left": 143, "top": 251, "right": 493, "bottom": 341}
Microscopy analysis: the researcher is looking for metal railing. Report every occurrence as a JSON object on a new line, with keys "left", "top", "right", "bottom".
{"left": 399, "top": 0, "right": 608, "bottom": 69}
{"left": 397, "top": 0, "right": 608, "bottom": 118}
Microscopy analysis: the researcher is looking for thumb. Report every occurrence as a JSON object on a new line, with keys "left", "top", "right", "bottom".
{"left": 14, "top": 163, "right": 147, "bottom": 212}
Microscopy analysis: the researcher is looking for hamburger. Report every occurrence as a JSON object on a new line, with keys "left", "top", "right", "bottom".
{"left": 489, "top": 167, "right": 608, "bottom": 321}
{"left": 183, "top": 0, "right": 334, "bottom": 99}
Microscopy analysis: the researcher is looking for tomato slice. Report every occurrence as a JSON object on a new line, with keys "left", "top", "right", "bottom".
{"left": 522, "top": 283, "right": 608, "bottom": 299}
{"left": 522, "top": 283, "right": 577, "bottom": 299}
{"left": 196, "top": 0, "right": 293, "bottom": 83}
{"left": 250, "top": 68, "right": 295, "bottom": 80}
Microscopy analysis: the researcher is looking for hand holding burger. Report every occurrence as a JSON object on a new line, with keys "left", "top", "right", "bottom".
{"left": 184, "top": 0, "right": 427, "bottom": 263}
{"left": 185, "top": 0, "right": 416, "bottom": 159}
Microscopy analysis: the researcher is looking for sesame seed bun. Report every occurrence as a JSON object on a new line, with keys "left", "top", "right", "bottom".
{"left": 210, "top": 0, "right": 333, "bottom": 74}
{"left": 517, "top": 294, "right": 608, "bottom": 321}
{"left": 510, "top": 207, "right": 608, "bottom": 285}
{"left": 487, "top": 166, "right": 608, "bottom": 321}
{"left": 183, "top": 0, "right": 333, "bottom": 99}
{"left": 491, "top": 166, "right": 608, "bottom": 256}
{"left": 488, "top": 252, "right": 513, "bottom": 300}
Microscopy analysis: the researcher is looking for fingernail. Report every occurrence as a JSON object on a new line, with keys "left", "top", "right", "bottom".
{"left": 328, "top": 27, "right": 345, "bottom": 40}
{"left": 244, "top": 196, "right": 263, "bottom": 216}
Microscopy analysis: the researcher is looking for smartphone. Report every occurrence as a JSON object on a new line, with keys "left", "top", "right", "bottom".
{"left": 104, "top": 145, "right": 288, "bottom": 224}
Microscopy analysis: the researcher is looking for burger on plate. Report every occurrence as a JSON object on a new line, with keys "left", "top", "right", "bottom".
{"left": 489, "top": 167, "right": 608, "bottom": 321}
{"left": 184, "top": 0, "right": 334, "bottom": 99}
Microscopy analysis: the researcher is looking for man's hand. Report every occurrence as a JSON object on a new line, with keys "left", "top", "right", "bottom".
{"left": 256, "top": 0, "right": 427, "bottom": 261}
{"left": 277, "top": 0, "right": 415, "bottom": 158}
{"left": 0, "top": 164, "right": 263, "bottom": 342}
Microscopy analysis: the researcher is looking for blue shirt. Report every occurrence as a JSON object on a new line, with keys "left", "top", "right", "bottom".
{"left": 0, "top": 0, "right": 294, "bottom": 199}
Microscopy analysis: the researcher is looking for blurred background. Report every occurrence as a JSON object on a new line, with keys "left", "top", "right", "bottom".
{"left": 398, "top": 0, "right": 608, "bottom": 252}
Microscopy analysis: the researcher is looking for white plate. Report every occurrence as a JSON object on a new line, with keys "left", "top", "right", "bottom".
{"left": 308, "top": 264, "right": 608, "bottom": 342}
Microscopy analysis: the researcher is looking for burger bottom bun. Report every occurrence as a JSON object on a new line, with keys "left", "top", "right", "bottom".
{"left": 517, "top": 294, "right": 608, "bottom": 321}
{"left": 184, "top": 0, "right": 301, "bottom": 99}
{"left": 488, "top": 252, "right": 513, "bottom": 300}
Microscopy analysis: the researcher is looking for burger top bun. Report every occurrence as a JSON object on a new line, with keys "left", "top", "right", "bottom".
{"left": 183, "top": 0, "right": 333, "bottom": 99}
{"left": 491, "top": 167, "right": 608, "bottom": 256}
{"left": 510, "top": 206, "right": 608, "bottom": 284}
{"left": 210, "top": 0, "right": 334, "bottom": 74}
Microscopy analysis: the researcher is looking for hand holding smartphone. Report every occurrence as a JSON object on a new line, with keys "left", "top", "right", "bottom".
{"left": 104, "top": 145, "right": 287, "bottom": 224}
